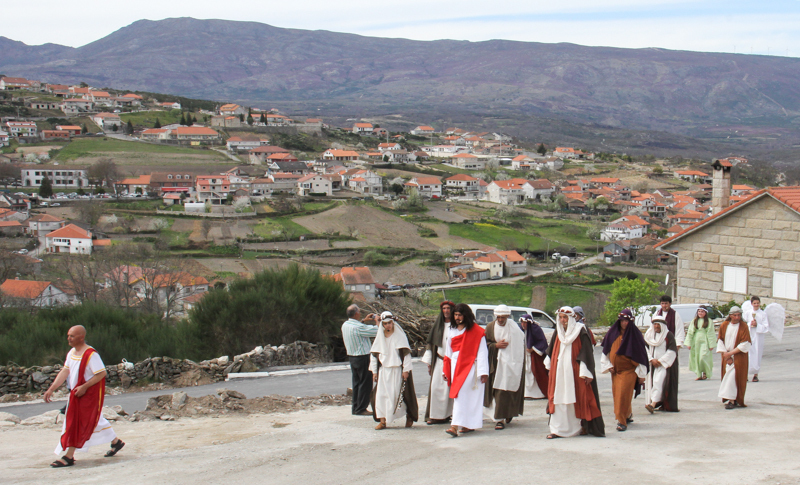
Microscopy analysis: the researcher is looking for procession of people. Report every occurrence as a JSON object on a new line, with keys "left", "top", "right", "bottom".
{"left": 341, "top": 294, "right": 784, "bottom": 439}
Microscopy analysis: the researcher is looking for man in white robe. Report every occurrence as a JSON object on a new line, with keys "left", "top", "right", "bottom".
{"left": 44, "top": 325, "right": 124, "bottom": 467}
{"left": 483, "top": 305, "right": 526, "bottom": 429}
{"left": 444, "top": 303, "right": 489, "bottom": 437}
{"left": 644, "top": 315, "right": 678, "bottom": 413}
{"left": 421, "top": 301, "right": 454, "bottom": 424}
{"left": 370, "top": 311, "right": 417, "bottom": 429}
{"left": 743, "top": 296, "right": 768, "bottom": 382}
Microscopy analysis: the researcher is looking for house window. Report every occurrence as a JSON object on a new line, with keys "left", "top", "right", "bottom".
{"left": 773, "top": 271, "right": 799, "bottom": 300}
{"left": 723, "top": 266, "right": 747, "bottom": 294}
{"left": 168, "top": 175, "right": 173, "bottom": 179}
{"left": 176, "top": 175, "right": 181, "bottom": 179}
{"left": 365, "top": 285, "right": 371, "bottom": 291}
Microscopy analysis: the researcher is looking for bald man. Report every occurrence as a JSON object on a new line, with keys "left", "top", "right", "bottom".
{"left": 44, "top": 326, "right": 125, "bottom": 467}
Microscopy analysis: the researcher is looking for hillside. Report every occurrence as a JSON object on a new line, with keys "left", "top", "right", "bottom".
{"left": 4, "top": 17, "right": 800, "bottom": 158}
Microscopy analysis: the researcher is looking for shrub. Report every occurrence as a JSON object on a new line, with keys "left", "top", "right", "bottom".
{"left": 189, "top": 265, "right": 351, "bottom": 357}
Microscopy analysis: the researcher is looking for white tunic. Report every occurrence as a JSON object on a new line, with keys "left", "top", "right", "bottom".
{"left": 543, "top": 320, "right": 592, "bottom": 437}
{"left": 421, "top": 327, "right": 453, "bottom": 420}
{"left": 446, "top": 327, "right": 489, "bottom": 430}
{"left": 645, "top": 335, "right": 676, "bottom": 405}
{"left": 55, "top": 348, "right": 116, "bottom": 454}
{"left": 524, "top": 347, "right": 545, "bottom": 399}
{"left": 370, "top": 351, "right": 412, "bottom": 423}
{"left": 744, "top": 309, "right": 768, "bottom": 374}
{"left": 716, "top": 323, "right": 751, "bottom": 401}
{"left": 657, "top": 309, "right": 686, "bottom": 346}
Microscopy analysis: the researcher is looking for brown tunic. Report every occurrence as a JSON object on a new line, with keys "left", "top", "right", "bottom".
{"left": 719, "top": 319, "right": 751, "bottom": 406}
{"left": 483, "top": 321, "right": 525, "bottom": 420}
{"left": 609, "top": 336, "right": 639, "bottom": 425}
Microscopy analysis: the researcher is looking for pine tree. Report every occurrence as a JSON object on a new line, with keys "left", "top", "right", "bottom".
{"left": 154, "top": 118, "right": 162, "bottom": 129}
{"left": 126, "top": 120, "right": 134, "bottom": 134}
{"left": 180, "top": 113, "right": 187, "bottom": 126}
{"left": 247, "top": 114, "right": 254, "bottom": 126}
{"left": 537, "top": 143, "right": 547, "bottom": 155}
{"left": 81, "top": 123, "right": 88, "bottom": 134}
{"left": 260, "top": 113, "right": 266, "bottom": 124}
{"left": 39, "top": 176, "right": 53, "bottom": 198}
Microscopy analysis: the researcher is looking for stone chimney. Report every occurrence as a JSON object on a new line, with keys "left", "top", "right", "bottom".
{"left": 711, "top": 159, "right": 732, "bottom": 215}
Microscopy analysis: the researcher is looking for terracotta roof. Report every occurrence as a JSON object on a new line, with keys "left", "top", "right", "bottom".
{"left": 325, "top": 149, "right": 360, "bottom": 157}
{"left": 117, "top": 175, "right": 151, "bottom": 185}
{"left": 412, "top": 177, "right": 442, "bottom": 185}
{"left": 340, "top": 266, "right": 375, "bottom": 285}
{"left": 0, "top": 221, "right": 22, "bottom": 227}
{"left": 452, "top": 153, "right": 477, "bottom": 158}
{"left": 446, "top": 174, "right": 478, "bottom": 182}
{"left": 354, "top": 123, "right": 373, "bottom": 128}
{"left": 46, "top": 224, "right": 91, "bottom": 240}
{"left": 93, "top": 112, "right": 120, "bottom": 119}
{"left": 675, "top": 170, "right": 709, "bottom": 176}
{"left": 0, "top": 279, "right": 51, "bottom": 299}
{"left": 591, "top": 177, "right": 620, "bottom": 184}
{"left": 475, "top": 254, "right": 504, "bottom": 263}
{"left": 93, "top": 239, "right": 111, "bottom": 247}
{"left": 29, "top": 214, "right": 64, "bottom": 223}
{"left": 250, "top": 146, "right": 290, "bottom": 154}
{"left": 496, "top": 250, "right": 525, "bottom": 262}
{"left": 173, "top": 127, "right": 219, "bottom": 136}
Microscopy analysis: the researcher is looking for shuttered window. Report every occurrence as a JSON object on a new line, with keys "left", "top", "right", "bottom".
{"left": 723, "top": 266, "right": 747, "bottom": 294}
{"left": 773, "top": 271, "right": 799, "bottom": 300}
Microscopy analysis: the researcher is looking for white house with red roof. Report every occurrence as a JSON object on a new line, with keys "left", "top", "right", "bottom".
{"left": 0, "top": 77, "right": 32, "bottom": 90}
{"left": 5, "top": 121, "right": 37, "bottom": 137}
{"left": 601, "top": 215, "right": 649, "bottom": 241}
{"left": 323, "top": 149, "right": 360, "bottom": 161}
{"left": 410, "top": 125, "right": 435, "bottom": 136}
{"left": 347, "top": 170, "right": 382, "bottom": 195}
{"left": 496, "top": 250, "right": 527, "bottom": 276}
{"left": 196, "top": 175, "right": 231, "bottom": 204}
{"left": 352, "top": 123, "right": 373, "bottom": 135}
{"left": 27, "top": 213, "right": 65, "bottom": 236}
{"left": 473, "top": 253, "right": 504, "bottom": 278}
{"left": 450, "top": 153, "right": 485, "bottom": 170}
{"left": 445, "top": 174, "right": 481, "bottom": 197}
{"left": 405, "top": 176, "right": 442, "bottom": 198}
{"left": 91, "top": 112, "right": 122, "bottom": 129}
{"left": 674, "top": 170, "right": 711, "bottom": 183}
{"left": 297, "top": 173, "right": 332, "bottom": 196}
{"left": 486, "top": 178, "right": 539, "bottom": 205}
{"left": 378, "top": 142, "right": 402, "bottom": 152}
{"left": 0, "top": 278, "right": 70, "bottom": 307}
{"left": 45, "top": 224, "right": 95, "bottom": 254}
{"left": 335, "top": 266, "right": 377, "bottom": 300}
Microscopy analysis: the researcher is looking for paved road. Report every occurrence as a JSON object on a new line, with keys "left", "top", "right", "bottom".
{"left": 6, "top": 327, "right": 797, "bottom": 420}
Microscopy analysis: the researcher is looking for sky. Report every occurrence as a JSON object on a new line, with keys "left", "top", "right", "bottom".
{"left": 4, "top": 0, "right": 800, "bottom": 57}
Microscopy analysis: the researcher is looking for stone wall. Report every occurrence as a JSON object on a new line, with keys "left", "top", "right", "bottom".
{"left": 668, "top": 195, "right": 800, "bottom": 313}
{"left": 0, "top": 341, "right": 332, "bottom": 397}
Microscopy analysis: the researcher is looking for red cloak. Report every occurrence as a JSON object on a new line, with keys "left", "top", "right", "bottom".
{"left": 443, "top": 325, "right": 485, "bottom": 399}
{"left": 60, "top": 348, "right": 106, "bottom": 451}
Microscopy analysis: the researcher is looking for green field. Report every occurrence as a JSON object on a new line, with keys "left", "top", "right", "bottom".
{"left": 119, "top": 110, "right": 195, "bottom": 128}
{"left": 252, "top": 217, "right": 314, "bottom": 238}
{"left": 54, "top": 137, "right": 226, "bottom": 160}
{"left": 525, "top": 217, "right": 597, "bottom": 251}
{"left": 439, "top": 282, "right": 602, "bottom": 315}
{"left": 448, "top": 218, "right": 597, "bottom": 253}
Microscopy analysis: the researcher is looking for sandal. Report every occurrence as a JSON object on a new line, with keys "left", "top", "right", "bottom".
{"left": 445, "top": 427, "right": 458, "bottom": 437}
{"left": 105, "top": 439, "right": 125, "bottom": 457}
{"left": 460, "top": 428, "right": 475, "bottom": 434}
{"left": 626, "top": 416, "right": 634, "bottom": 424}
{"left": 505, "top": 417, "right": 513, "bottom": 424}
{"left": 616, "top": 423, "right": 627, "bottom": 432}
{"left": 645, "top": 404, "right": 655, "bottom": 414}
{"left": 50, "top": 456, "right": 75, "bottom": 468}
{"left": 495, "top": 422, "right": 505, "bottom": 430}
{"left": 546, "top": 433, "right": 561, "bottom": 439}
{"left": 725, "top": 401, "right": 736, "bottom": 410}
{"left": 375, "top": 422, "right": 386, "bottom": 430}
{"left": 752, "top": 375, "right": 759, "bottom": 382}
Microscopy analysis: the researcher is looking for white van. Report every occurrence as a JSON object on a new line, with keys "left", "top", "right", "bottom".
{"left": 634, "top": 303, "right": 725, "bottom": 328}
{"left": 467, "top": 304, "right": 556, "bottom": 339}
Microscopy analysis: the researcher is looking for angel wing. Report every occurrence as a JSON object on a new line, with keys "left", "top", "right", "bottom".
{"left": 741, "top": 300, "right": 754, "bottom": 314}
{"left": 765, "top": 303, "right": 785, "bottom": 342}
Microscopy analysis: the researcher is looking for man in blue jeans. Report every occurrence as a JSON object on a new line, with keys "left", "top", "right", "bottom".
{"left": 342, "top": 304, "right": 379, "bottom": 415}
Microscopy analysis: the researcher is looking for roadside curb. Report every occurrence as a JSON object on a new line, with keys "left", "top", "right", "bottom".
{"left": 226, "top": 358, "right": 424, "bottom": 381}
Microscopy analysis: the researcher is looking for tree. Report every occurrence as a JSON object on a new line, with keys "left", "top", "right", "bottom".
{"left": 201, "top": 219, "right": 212, "bottom": 239}
{"left": 189, "top": 265, "right": 351, "bottom": 356}
{"left": 260, "top": 113, "right": 266, "bottom": 124}
{"left": 603, "top": 277, "right": 661, "bottom": 324}
{"left": 247, "top": 114, "right": 254, "bottom": 126}
{"left": 88, "top": 158, "right": 119, "bottom": 189}
{"left": 76, "top": 200, "right": 104, "bottom": 226}
{"left": 81, "top": 123, "right": 88, "bottom": 134}
{"left": 0, "top": 163, "right": 19, "bottom": 187}
{"left": 39, "top": 176, "right": 53, "bottom": 198}
{"left": 238, "top": 114, "right": 244, "bottom": 122}
{"left": 154, "top": 118, "right": 162, "bottom": 129}
{"left": 111, "top": 124, "right": 118, "bottom": 132}
{"left": 652, "top": 166, "right": 663, "bottom": 175}
{"left": 126, "top": 120, "right": 134, "bottom": 134}
{"left": 537, "top": 143, "right": 547, "bottom": 155}
{"left": 180, "top": 113, "right": 187, "bottom": 126}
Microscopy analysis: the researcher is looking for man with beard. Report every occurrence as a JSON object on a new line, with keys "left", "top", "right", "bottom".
{"left": 483, "top": 305, "right": 526, "bottom": 430}
{"left": 421, "top": 301, "right": 455, "bottom": 424}
{"left": 601, "top": 308, "right": 648, "bottom": 432}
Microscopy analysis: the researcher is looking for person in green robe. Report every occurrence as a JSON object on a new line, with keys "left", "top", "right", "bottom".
{"left": 685, "top": 307, "right": 716, "bottom": 380}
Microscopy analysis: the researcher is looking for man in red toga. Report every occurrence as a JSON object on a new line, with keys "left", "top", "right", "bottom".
{"left": 44, "top": 325, "right": 125, "bottom": 467}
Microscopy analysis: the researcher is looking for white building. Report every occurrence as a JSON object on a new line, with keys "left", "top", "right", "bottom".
{"left": 486, "top": 179, "right": 534, "bottom": 205}
{"left": 450, "top": 153, "right": 486, "bottom": 170}
{"left": 91, "top": 112, "right": 122, "bottom": 130}
{"left": 347, "top": 170, "right": 383, "bottom": 195}
{"left": 405, "top": 176, "right": 442, "bottom": 198}
{"left": 5, "top": 121, "right": 37, "bottom": 137}
{"left": 21, "top": 167, "right": 89, "bottom": 189}
{"left": 0, "top": 279, "right": 70, "bottom": 307}
{"left": 445, "top": 174, "right": 481, "bottom": 197}
{"left": 45, "top": 224, "right": 94, "bottom": 254}
{"left": 297, "top": 173, "right": 333, "bottom": 196}
{"left": 0, "top": 131, "right": 8, "bottom": 146}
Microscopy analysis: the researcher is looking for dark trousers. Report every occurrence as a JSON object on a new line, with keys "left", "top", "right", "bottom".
{"left": 349, "top": 354, "right": 372, "bottom": 414}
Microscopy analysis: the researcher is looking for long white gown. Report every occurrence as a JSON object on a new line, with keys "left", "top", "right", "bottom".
{"left": 743, "top": 309, "right": 768, "bottom": 374}
{"left": 421, "top": 327, "right": 453, "bottom": 420}
{"left": 717, "top": 323, "right": 751, "bottom": 401}
{"left": 544, "top": 319, "right": 592, "bottom": 438}
{"left": 55, "top": 348, "right": 117, "bottom": 454}
{"left": 645, "top": 334, "right": 676, "bottom": 405}
{"left": 524, "top": 348, "right": 546, "bottom": 399}
{"left": 446, "top": 327, "right": 489, "bottom": 430}
{"left": 370, "top": 352, "right": 412, "bottom": 424}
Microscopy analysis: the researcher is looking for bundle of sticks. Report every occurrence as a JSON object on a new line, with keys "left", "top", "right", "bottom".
{"left": 361, "top": 300, "right": 434, "bottom": 354}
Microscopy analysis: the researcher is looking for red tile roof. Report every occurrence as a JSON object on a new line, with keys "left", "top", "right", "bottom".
{"left": 497, "top": 250, "right": 525, "bottom": 262}
{"left": 446, "top": 174, "right": 478, "bottom": 182}
{"left": 47, "top": 224, "right": 91, "bottom": 240}
{"left": 174, "top": 127, "right": 219, "bottom": 136}
{"left": 29, "top": 214, "right": 64, "bottom": 223}
{"left": 0, "top": 279, "right": 51, "bottom": 299}
{"left": 341, "top": 266, "right": 375, "bottom": 285}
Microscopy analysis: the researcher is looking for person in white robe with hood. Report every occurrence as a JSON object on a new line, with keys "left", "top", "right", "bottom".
{"left": 370, "top": 311, "right": 418, "bottom": 429}
{"left": 644, "top": 315, "right": 679, "bottom": 413}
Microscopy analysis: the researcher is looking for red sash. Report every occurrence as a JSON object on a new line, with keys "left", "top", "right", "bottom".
{"left": 442, "top": 325, "right": 485, "bottom": 399}
{"left": 61, "top": 348, "right": 105, "bottom": 450}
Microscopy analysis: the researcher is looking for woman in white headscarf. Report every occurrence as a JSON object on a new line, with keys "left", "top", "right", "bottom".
{"left": 370, "top": 311, "right": 418, "bottom": 429}
{"left": 644, "top": 315, "right": 679, "bottom": 413}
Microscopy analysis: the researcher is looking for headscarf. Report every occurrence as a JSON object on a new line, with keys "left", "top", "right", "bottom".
{"left": 555, "top": 306, "right": 583, "bottom": 346}
{"left": 370, "top": 311, "right": 411, "bottom": 367}
{"left": 692, "top": 307, "right": 710, "bottom": 329}
{"left": 644, "top": 315, "right": 669, "bottom": 348}
{"left": 573, "top": 306, "right": 585, "bottom": 321}
{"left": 602, "top": 309, "right": 649, "bottom": 367}
{"left": 491, "top": 309, "right": 525, "bottom": 392}
{"left": 427, "top": 301, "right": 454, "bottom": 351}
{"left": 552, "top": 306, "right": 585, "bottom": 406}
{"left": 520, "top": 313, "right": 548, "bottom": 354}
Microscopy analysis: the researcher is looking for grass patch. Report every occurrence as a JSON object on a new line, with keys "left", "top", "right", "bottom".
{"left": 119, "top": 109, "right": 187, "bottom": 127}
{"left": 252, "top": 217, "right": 314, "bottom": 239}
{"left": 106, "top": 200, "right": 162, "bottom": 211}
{"left": 440, "top": 282, "right": 604, "bottom": 316}
{"left": 448, "top": 222, "right": 548, "bottom": 251}
{"left": 54, "top": 137, "right": 226, "bottom": 161}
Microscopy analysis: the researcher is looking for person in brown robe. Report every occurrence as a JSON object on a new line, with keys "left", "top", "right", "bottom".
{"left": 601, "top": 308, "right": 649, "bottom": 432}
{"left": 483, "top": 305, "right": 526, "bottom": 430}
{"left": 717, "top": 306, "right": 752, "bottom": 409}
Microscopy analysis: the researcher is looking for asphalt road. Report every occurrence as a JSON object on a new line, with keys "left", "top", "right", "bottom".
{"left": 5, "top": 327, "right": 797, "bottom": 420}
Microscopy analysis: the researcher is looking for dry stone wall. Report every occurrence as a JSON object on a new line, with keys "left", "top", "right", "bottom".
{"left": 0, "top": 341, "right": 332, "bottom": 397}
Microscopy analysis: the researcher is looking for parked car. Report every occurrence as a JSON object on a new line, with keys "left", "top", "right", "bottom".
{"left": 51, "top": 202, "right": 61, "bottom": 207}
{"left": 634, "top": 303, "right": 725, "bottom": 328}
{"left": 489, "top": 275, "right": 502, "bottom": 280}
{"left": 17, "top": 249, "right": 28, "bottom": 255}
{"left": 467, "top": 304, "right": 556, "bottom": 339}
